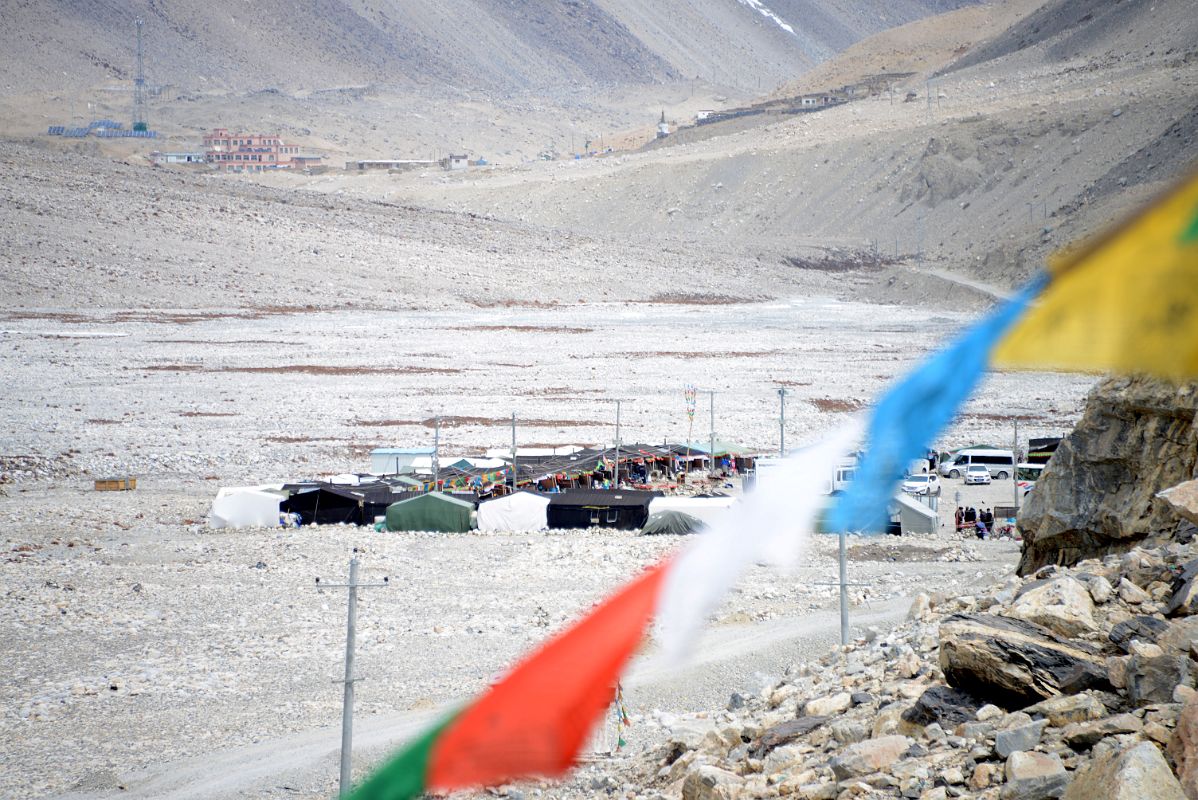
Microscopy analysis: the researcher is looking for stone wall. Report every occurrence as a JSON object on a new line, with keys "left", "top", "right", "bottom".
{"left": 1018, "top": 376, "right": 1198, "bottom": 576}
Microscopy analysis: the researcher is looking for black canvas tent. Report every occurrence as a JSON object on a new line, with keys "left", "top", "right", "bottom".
{"left": 280, "top": 482, "right": 409, "bottom": 526}
{"left": 546, "top": 489, "right": 660, "bottom": 531}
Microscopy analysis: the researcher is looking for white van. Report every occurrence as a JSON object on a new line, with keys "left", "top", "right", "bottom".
{"left": 754, "top": 456, "right": 856, "bottom": 495}
{"left": 938, "top": 448, "right": 1016, "bottom": 479}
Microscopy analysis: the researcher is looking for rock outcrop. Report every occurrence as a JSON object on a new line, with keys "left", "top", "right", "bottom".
{"left": 1018, "top": 377, "right": 1198, "bottom": 576}
{"left": 584, "top": 538, "right": 1198, "bottom": 800}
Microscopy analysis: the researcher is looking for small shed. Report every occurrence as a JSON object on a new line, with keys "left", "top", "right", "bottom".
{"left": 477, "top": 491, "right": 550, "bottom": 532}
{"left": 547, "top": 489, "right": 659, "bottom": 531}
{"left": 371, "top": 447, "right": 436, "bottom": 474}
{"left": 894, "top": 493, "right": 938, "bottom": 535}
{"left": 446, "top": 153, "right": 469, "bottom": 170}
{"left": 385, "top": 492, "right": 475, "bottom": 532}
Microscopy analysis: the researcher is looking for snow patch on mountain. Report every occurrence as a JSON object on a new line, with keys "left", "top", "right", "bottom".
{"left": 735, "top": 0, "right": 797, "bottom": 35}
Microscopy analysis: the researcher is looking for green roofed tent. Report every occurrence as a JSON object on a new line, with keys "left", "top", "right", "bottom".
{"left": 385, "top": 492, "right": 475, "bottom": 532}
{"left": 641, "top": 510, "right": 704, "bottom": 535}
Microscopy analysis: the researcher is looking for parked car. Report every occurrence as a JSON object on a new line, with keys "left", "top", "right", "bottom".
{"left": 964, "top": 464, "right": 992, "bottom": 485}
{"left": 901, "top": 473, "right": 941, "bottom": 496}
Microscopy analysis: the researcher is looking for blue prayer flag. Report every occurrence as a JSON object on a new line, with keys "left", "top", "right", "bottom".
{"left": 828, "top": 274, "right": 1048, "bottom": 533}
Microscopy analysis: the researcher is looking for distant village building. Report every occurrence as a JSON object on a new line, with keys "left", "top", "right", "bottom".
{"left": 345, "top": 159, "right": 438, "bottom": 172}
{"left": 445, "top": 153, "right": 469, "bottom": 171}
{"left": 696, "top": 109, "right": 715, "bottom": 121}
{"left": 656, "top": 110, "right": 670, "bottom": 139}
{"left": 150, "top": 151, "right": 204, "bottom": 165}
{"left": 202, "top": 129, "right": 322, "bottom": 172}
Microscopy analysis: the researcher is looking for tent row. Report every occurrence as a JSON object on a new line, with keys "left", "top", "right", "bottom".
{"left": 209, "top": 484, "right": 738, "bottom": 534}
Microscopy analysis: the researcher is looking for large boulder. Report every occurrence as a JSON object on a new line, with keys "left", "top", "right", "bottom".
{"left": 939, "top": 614, "right": 1110, "bottom": 707}
{"left": 1004, "top": 577, "right": 1099, "bottom": 637}
{"left": 1064, "top": 739, "right": 1186, "bottom": 800}
{"left": 753, "top": 716, "right": 827, "bottom": 756}
{"left": 1017, "top": 377, "right": 1197, "bottom": 576}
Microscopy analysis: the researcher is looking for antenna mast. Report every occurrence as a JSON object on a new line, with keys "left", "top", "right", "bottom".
{"left": 132, "top": 18, "right": 148, "bottom": 131}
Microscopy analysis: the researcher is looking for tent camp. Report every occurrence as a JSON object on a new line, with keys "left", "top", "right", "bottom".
{"left": 641, "top": 510, "right": 704, "bottom": 535}
{"left": 385, "top": 492, "right": 475, "bottom": 533}
{"left": 647, "top": 496, "right": 736, "bottom": 526}
{"left": 477, "top": 491, "right": 549, "bottom": 532}
{"left": 547, "top": 490, "right": 659, "bottom": 531}
{"left": 209, "top": 486, "right": 285, "bottom": 528}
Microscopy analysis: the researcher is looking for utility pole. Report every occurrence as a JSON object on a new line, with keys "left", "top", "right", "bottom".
{"left": 707, "top": 390, "right": 717, "bottom": 479}
{"left": 1013, "top": 418, "right": 1020, "bottom": 511}
{"left": 316, "top": 558, "right": 390, "bottom": 798}
{"left": 613, "top": 399, "right": 623, "bottom": 488}
{"left": 132, "top": 18, "right": 147, "bottom": 132}
{"left": 511, "top": 412, "right": 518, "bottom": 492}
{"left": 433, "top": 415, "right": 441, "bottom": 492}
{"left": 777, "top": 388, "right": 788, "bottom": 457}
{"left": 839, "top": 528, "right": 849, "bottom": 645}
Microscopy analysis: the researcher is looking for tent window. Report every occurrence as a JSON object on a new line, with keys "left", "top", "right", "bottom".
{"left": 606, "top": 509, "right": 618, "bottom": 524}
{"left": 590, "top": 511, "right": 600, "bottom": 525}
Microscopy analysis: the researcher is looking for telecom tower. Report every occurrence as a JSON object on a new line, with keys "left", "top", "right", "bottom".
{"left": 132, "top": 17, "right": 147, "bottom": 131}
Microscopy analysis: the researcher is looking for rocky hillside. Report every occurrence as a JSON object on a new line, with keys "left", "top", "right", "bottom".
{"left": 558, "top": 532, "right": 1198, "bottom": 799}
{"left": 1018, "top": 377, "right": 1198, "bottom": 576}
{"left": 0, "top": 0, "right": 979, "bottom": 97}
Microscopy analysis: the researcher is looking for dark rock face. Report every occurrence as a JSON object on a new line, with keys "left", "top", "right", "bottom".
{"left": 1108, "top": 616, "right": 1170, "bottom": 651}
{"left": 1017, "top": 377, "right": 1198, "bottom": 576}
{"left": 939, "top": 614, "right": 1110, "bottom": 707}
{"left": 1127, "top": 654, "right": 1192, "bottom": 707}
{"left": 901, "top": 685, "right": 980, "bottom": 728}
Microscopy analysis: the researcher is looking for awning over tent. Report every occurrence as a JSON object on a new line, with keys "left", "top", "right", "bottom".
{"left": 477, "top": 491, "right": 550, "bottom": 532}
{"left": 385, "top": 492, "right": 475, "bottom": 533}
{"left": 209, "top": 486, "right": 284, "bottom": 528}
{"left": 648, "top": 496, "right": 736, "bottom": 526}
{"left": 641, "top": 510, "right": 704, "bottom": 535}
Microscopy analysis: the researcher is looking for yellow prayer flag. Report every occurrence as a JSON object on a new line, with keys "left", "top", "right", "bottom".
{"left": 994, "top": 171, "right": 1198, "bottom": 379}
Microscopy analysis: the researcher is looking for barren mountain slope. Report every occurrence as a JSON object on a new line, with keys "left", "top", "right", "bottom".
{"left": 1, "top": 0, "right": 980, "bottom": 99}
{"left": 342, "top": 0, "right": 1198, "bottom": 291}
{"left": 940, "top": 0, "right": 1198, "bottom": 75}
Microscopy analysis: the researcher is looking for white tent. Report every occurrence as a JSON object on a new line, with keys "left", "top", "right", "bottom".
{"left": 209, "top": 486, "right": 285, "bottom": 529}
{"left": 648, "top": 496, "right": 737, "bottom": 527}
{"left": 477, "top": 492, "right": 550, "bottom": 532}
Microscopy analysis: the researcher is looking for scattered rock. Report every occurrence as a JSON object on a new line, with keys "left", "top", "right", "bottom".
{"left": 755, "top": 716, "right": 827, "bottom": 755}
{"left": 829, "top": 735, "right": 912, "bottom": 780}
{"left": 1168, "top": 695, "right": 1198, "bottom": 799}
{"left": 1006, "top": 577, "right": 1099, "bottom": 637}
{"left": 902, "top": 685, "right": 980, "bottom": 729}
{"left": 995, "top": 719, "right": 1048, "bottom": 758}
{"left": 1061, "top": 713, "right": 1143, "bottom": 748}
{"left": 805, "top": 692, "right": 851, "bottom": 717}
{"left": 1022, "top": 693, "right": 1107, "bottom": 726}
{"left": 1128, "top": 654, "right": 1192, "bottom": 707}
{"left": 681, "top": 765, "right": 743, "bottom": 800}
{"left": 1002, "top": 750, "right": 1067, "bottom": 800}
{"left": 1108, "top": 616, "right": 1170, "bottom": 652}
{"left": 1063, "top": 739, "right": 1185, "bottom": 800}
